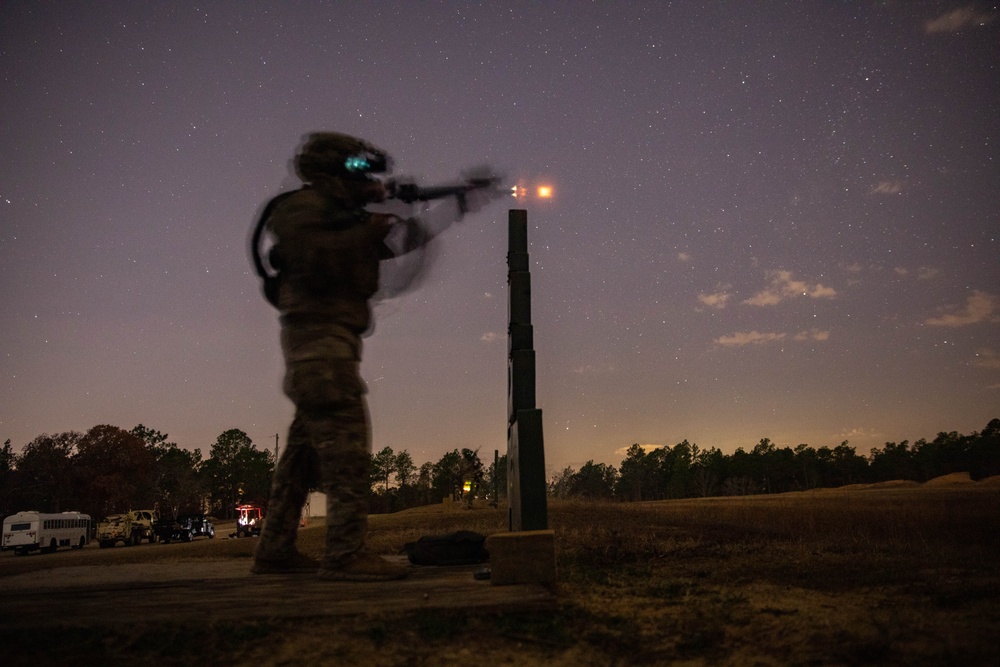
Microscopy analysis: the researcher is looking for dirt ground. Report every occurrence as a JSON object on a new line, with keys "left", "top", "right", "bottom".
{"left": 0, "top": 551, "right": 552, "bottom": 628}
{"left": 2, "top": 485, "right": 999, "bottom": 665}
{"left": 0, "top": 513, "right": 563, "bottom": 666}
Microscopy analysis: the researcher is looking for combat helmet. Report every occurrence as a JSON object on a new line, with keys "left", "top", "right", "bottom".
{"left": 294, "top": 132, "right": 390, "bottom": 183}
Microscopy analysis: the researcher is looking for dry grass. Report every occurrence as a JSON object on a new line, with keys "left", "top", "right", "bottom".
{"left": 3, "top": 484, "right": 999, "bottom": 665}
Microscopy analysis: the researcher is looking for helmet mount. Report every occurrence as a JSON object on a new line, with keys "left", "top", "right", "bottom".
{"left": 294, "top": 131, "right": 391, "bottom": 183}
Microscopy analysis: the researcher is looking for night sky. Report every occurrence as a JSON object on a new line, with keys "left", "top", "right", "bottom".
{"left": 2, "top": 2, "right": 998, "bottom": 473}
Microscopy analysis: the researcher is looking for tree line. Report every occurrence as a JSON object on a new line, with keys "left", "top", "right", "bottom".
{"left": 0, "top": 424, "right": 505, "bottom": 521}
{"left": 550, "top": 418, "right": 1000, "bottom": 501}
{"left": 3, "top": 418, "right": 995, "bottom": 520}
{"left": 367, "top": 445, "right": 506, "bottom": 513}
{"left": 0, "top": 425, "right": 273, "bottom": 522}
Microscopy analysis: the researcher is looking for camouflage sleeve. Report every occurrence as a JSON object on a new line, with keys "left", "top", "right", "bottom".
{"left": 380, "top": 215, "right": 430, "bottom": 259}
{"left": 368, "top": 213, "right": 397, "bottom": 260}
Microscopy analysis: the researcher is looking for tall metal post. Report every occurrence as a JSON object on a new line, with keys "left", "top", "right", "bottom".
{"left": 507, "top": 209, "right": 548, "bottom": 531}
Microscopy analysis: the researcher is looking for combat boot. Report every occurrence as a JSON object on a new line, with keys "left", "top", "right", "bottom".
{"left": 318, "top": 553, "right": 409, "bottom": 581}
{"left": 251, "top": 550, "right": 321, "bottom": 574}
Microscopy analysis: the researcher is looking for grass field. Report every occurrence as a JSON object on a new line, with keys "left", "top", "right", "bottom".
{"left": 3, "top": 479, "right": 999, "bottom": 665}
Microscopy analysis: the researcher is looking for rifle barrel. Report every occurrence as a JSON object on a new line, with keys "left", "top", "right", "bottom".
{"left": 391, "top": 178, "right": 497, "bottom": 204}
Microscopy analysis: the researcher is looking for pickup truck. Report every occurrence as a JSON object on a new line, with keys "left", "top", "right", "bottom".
{"left": 155, "top": 514, "right": 216, "bottom": 544}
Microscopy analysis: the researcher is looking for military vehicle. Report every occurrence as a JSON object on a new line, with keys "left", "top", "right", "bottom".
{"left": 96, "top": 509, "right": 158, "bottom": 548}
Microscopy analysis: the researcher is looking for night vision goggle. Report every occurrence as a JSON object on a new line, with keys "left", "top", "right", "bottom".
{"left": 344, "top": 152, "right": 390, "bottom": 174}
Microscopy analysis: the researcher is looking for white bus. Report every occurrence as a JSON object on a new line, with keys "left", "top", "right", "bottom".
{"left": 2, "top": 511, "right": 92, "bottom": 555}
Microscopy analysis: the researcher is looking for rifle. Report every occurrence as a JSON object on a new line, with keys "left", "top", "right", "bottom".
{"left": 250, "top": 171, "right": 504, "bottom": 307}
{"left": 385, "top": 174, "right": 503, "bottom": 214}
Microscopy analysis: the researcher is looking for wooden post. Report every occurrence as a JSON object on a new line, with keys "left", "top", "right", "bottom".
{"left": 507, "top": 209, "right": 548, "bottom": 531}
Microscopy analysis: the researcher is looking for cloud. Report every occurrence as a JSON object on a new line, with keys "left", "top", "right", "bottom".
{"left": 715, "top": 331, "right": 786, "bottom": 347}
{"left": 697, "top": 290, "right": 732, "bottom": 309}
{"left": 743, "top": 290, "right": 783, "bottom": 306}
{"left": 924, "top": 290, "right": 998, "bottom": 327}
{"left": 715, "top": 328, "right": 831, "bottom": 347}
{"left": 917, "top": 267, "right": 940, "bottom": 281}
{"left": 744, "top": 270, "right": 837, "bottom": 306}
{"left": 896, "top": 265, "right": 940, "bottom": 280}
{"left": 925, "top": 5, "right": 997, "bottom": 33}
{"left": 871, "top": 180, "right": 903, "bottom": 195}
{"left": 841, "top": 262, "right": 865, "bottom": 286}
{"left": 835, "top": 427, "right": 882, "bottom": 443}
{"left": 614, "top": 443, "right": 662, "bottom": 456}
{"left": 973, "top": 349, "right": 1000, "bottom": 370}
{"left": 793, "top": 328, "right": 831, "bottom": 342}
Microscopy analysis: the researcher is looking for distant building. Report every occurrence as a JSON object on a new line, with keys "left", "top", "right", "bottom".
{"left": 304, "top": 491, "right": 326, "bottom": 518}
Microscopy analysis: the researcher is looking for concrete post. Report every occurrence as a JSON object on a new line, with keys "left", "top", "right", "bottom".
{"left": 507, "top": 209, "right": 548, "bottom": 532}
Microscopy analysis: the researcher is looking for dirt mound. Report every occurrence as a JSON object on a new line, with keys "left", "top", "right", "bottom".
{"left": 835, "top": 483, "right": 872, "bottom": 491}
{"left": 924, "top": 472, "right": 973, "bottom": 486}
{"left": 867, "top": 480, "right": 921, "bottom": 489}
{"left": 976, "top": 475, "right": 1000, "bottom": 486}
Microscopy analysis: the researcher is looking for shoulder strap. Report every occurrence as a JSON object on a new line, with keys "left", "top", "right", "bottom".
{"left": 250, "top": 188, "right": 304, "bottom": 307}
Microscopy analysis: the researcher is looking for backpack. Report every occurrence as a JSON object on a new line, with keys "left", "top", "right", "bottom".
{"left": 403, "top": 530, "right": 489, "bottom": 566}
{"left": 249, "top": 188, "right": 304, "bottom": 307}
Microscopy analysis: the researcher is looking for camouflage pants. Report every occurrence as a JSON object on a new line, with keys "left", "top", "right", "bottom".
{"left": 256, "top": 325, "right": 371, "bottom": 568}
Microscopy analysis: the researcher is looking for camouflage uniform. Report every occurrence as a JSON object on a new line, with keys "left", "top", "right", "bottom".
{"left": 254, "top": 175, "right": 393, "bottom": 570}
{"left": 253, "top": 132, "right": 497, "bottom": 579}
